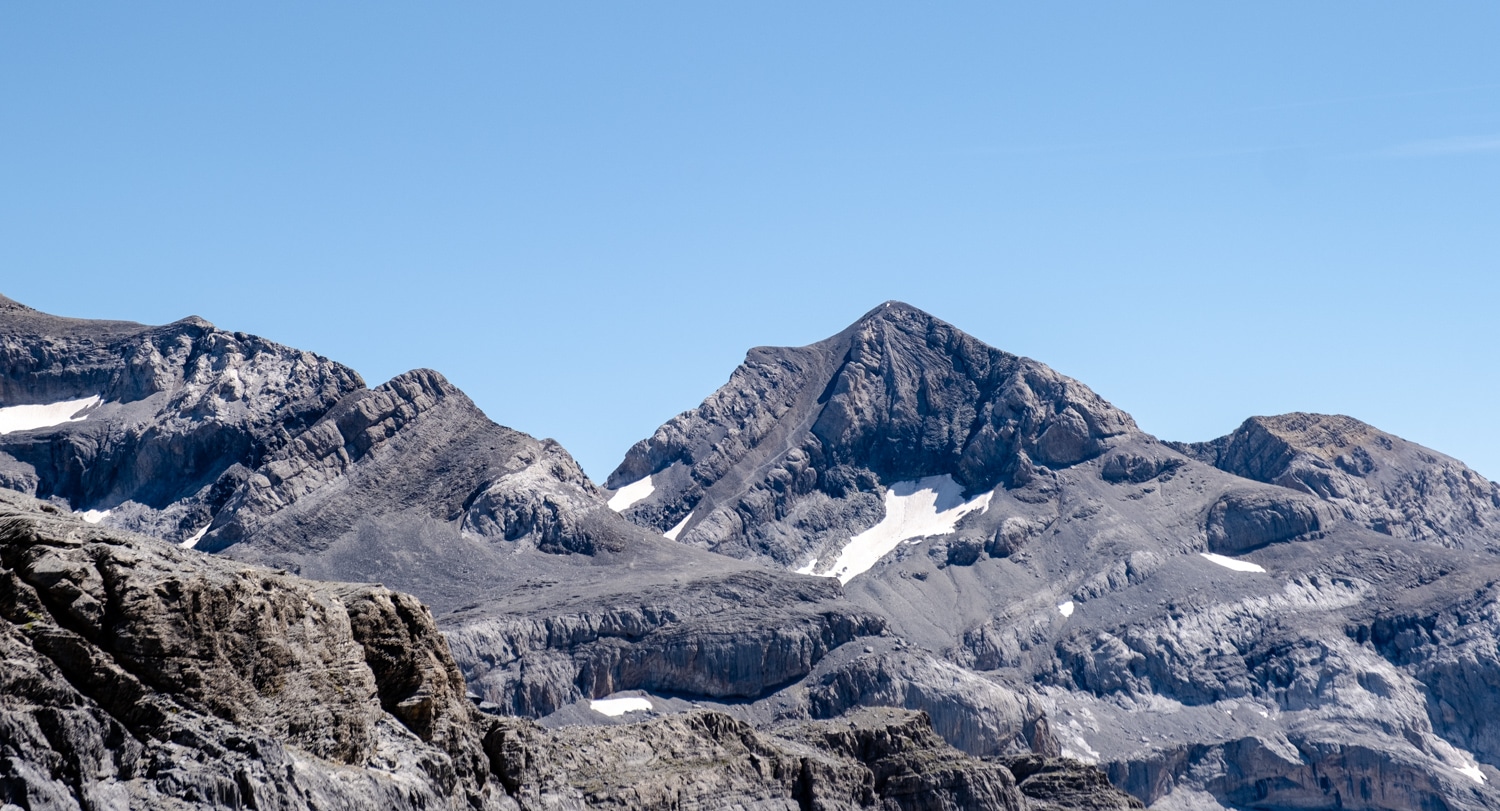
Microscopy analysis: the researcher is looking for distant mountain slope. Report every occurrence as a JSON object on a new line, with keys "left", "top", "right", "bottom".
{"left": 0, "top": 293, "right": 363, "bottom": 543}
{"left": 1173, "top": 412, "right": 1500, "bottom": 550}
{"left": 610, "top": 300, "right": 1500, "bottom": 810}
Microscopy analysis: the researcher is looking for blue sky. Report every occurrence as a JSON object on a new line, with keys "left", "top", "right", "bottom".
{"left": 3, "top": 4, "right": 1498, "bottom": 480}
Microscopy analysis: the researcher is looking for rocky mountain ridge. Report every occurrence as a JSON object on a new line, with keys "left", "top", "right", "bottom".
{"left": 7, "top": 294, "right": 1500, "bottom": 810}
{"left": 1174, "top": 411, "right": 1500, "bottom": 550}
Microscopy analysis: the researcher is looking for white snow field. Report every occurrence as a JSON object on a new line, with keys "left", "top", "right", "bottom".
{"left": 589, "top": 697, "right": 653, "bottom": 717}
{"left": 827, "top": 475, "right": 993, "bottom": 584}
{"left": 79, "top": 509, "right": 111, "bottom": 524}
{"left": 1199, "top": 552, "right": 1267, "bottom": 573}
{"left": 0, "top": 395, "right": 101, "bottom": 435}
{"left": 606, "top": 476, "right": 654, "bottom": 511}
{"left": 663, "top": 511, "right": 692, "bottom": 541}
{"left": 182, "top": 526, "right": 209, "bottom": 549}
{"left": 1058, "top": 601, "right": 1075, "bottom": 617}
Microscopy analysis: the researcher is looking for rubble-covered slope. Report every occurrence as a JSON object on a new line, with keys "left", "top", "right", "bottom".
{"left": 0, "top": 488, "right": 1131, "bottom": 811}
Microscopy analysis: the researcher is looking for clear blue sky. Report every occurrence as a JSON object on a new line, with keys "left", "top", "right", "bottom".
{"left": 3, "top": 4, "right": 1497, "bottom": 481}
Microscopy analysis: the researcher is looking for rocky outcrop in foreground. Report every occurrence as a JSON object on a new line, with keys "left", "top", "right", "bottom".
{"left": 0, "top": 489, "right": 1130, "bottom": 810}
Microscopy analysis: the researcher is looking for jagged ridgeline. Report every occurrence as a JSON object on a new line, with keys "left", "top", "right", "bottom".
{"left": 5, "top": 292, "right": 1500, "bottom": 810}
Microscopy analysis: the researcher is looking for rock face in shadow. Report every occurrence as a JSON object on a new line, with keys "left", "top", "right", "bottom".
{"left": 1175, "top": 412, "right": 1500, "bottom": 550}
{"left": 445, "top": 570, "right": 887, "bottom": 717}
{"left": 1205, "top": 489, "right": 1327, "bottom": 555}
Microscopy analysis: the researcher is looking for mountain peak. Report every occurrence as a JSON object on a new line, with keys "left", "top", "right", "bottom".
{"left": 607, "top": 303, "right": 1136, "bottom": 565}
{"left": 838, "top": 300, "right": 961, "bottom": 340}
{"left": 853, "top": 299, "right": 929, "bottom": 322}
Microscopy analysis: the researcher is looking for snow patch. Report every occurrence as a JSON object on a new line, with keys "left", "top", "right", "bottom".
{"left": 79, "top": 509, "right": 111, "bottom": 524}
{"left": 1458, "top": 764, "right": 1486, "bottom": 784}
{"left": 1064, "top": 735, "right": 1101, "bottom": 763}
{"left": 590, "top": 697, "right": 653, "bottom": 717}
{"left": 663, "top": 512, "right": 692, "bottom": 541}
{"left": 181, "top": 526, "right": 208, "bottom": 549}
{"left": 607, "top": 476, "right": 654, "bottom": 512}
{"left": 826, "top": 475, "right": 992, "bottom": 584}
{"left": 795, "top": 559, "right": 819, "bottom": 575}
{"left": 1200, "top": 552, "right": 1267, "bottom": 573}
{"left": 0, "top": 396, "right": 101, "bottom": 435}
{"left": 1058, "top": 601, "right": 1075, "bottom": 618}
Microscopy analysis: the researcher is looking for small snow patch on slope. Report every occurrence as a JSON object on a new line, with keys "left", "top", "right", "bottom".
{"left": 1200, "top": 552, "right": 1266, "bottom": 573}
{"left": 663, "top": 512, "right": 692, "bottom": 541}
{"left": 79, "top": 509, "right": 111, "bottom": 524}
{"left": 590, "top": 697, "right": 653, "bottom": 717}
{"left": 182, "top": 526, "right": 209, "bottom": 549}
{"left": 1058, "top": 601, "right": 1075, "bottom": 617}
{"left": 827, "top": 475, "right": 992, "bottom": 584}
{"left": 1457, "top": 765, "right": 1486, "bottom": 784}
{"left": 607, "top": 476, "right": 654, "bottom": 511}
{"left": 0, "top": 396, "right": 101, "bottom": 435}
